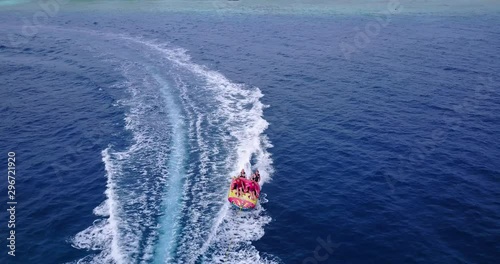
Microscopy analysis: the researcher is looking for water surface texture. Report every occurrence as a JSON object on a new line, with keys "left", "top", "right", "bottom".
{"left": 1, "top": 1, "right": 499, "bottom": 264}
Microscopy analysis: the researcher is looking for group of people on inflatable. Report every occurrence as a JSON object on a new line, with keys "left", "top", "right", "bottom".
{"left": 231, "top": 169, "right": 261, "bottom": 200}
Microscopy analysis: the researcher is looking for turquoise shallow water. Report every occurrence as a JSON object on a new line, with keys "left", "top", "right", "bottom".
{"left": 1, "top": 2, "right": 500, "bottom": 264}
{"left": 2, "top": 0, "right": 500, "bottom": 14}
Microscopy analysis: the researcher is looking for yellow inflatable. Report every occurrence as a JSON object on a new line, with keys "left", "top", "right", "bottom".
{"left": 227, "top": 178, "right": 260, "bottom": 210}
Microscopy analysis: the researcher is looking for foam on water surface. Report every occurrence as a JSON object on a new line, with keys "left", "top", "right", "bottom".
{"left": 55, "top": 28, "right": 278, "bottom": 263}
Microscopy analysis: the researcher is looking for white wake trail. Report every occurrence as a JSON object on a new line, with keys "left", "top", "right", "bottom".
{"left": 122, "top": 39, "right": 276, "bottom": 263}
{"left": 60, "top": 27, "right": 278, "bottom": 263}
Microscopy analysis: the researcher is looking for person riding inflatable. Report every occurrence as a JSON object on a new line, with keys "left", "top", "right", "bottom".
{"left": 228, "top": 169, "right": 261, "bottom": 210}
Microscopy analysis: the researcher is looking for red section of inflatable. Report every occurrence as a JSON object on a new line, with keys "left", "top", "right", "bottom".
{"left": 227, "top": 178, "right": 261, "bottom": 210}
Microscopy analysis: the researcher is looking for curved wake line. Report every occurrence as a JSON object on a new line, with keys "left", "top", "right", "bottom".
{"left": 102, "top": 149, "right": 126, "bottom": 264}
{"left": 48, "top": 26, "right": 278, "bottom": 263}
{"left": 119, "top": 35, "right": 276, "bottom": 263}
{"left": 72, "top": 61, "right": 189, "bottom": 264}
{"left": 151, "top": 73, "right": 186, "bottom": 264}
{"left": 117, "top": 34, "right": 274, "bottom": 179}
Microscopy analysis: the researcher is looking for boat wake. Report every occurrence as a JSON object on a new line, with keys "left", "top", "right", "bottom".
{"left": 52, "top": 28, "right": 279, "bottom": 264}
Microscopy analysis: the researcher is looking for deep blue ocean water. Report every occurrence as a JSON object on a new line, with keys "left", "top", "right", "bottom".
{"left": 1, "top": 7, "right": 500, "bottom": 264}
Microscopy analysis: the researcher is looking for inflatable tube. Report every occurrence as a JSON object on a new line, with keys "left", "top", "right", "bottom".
{"left": 227, "top": 178, "right": 261, "bottom": 210}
